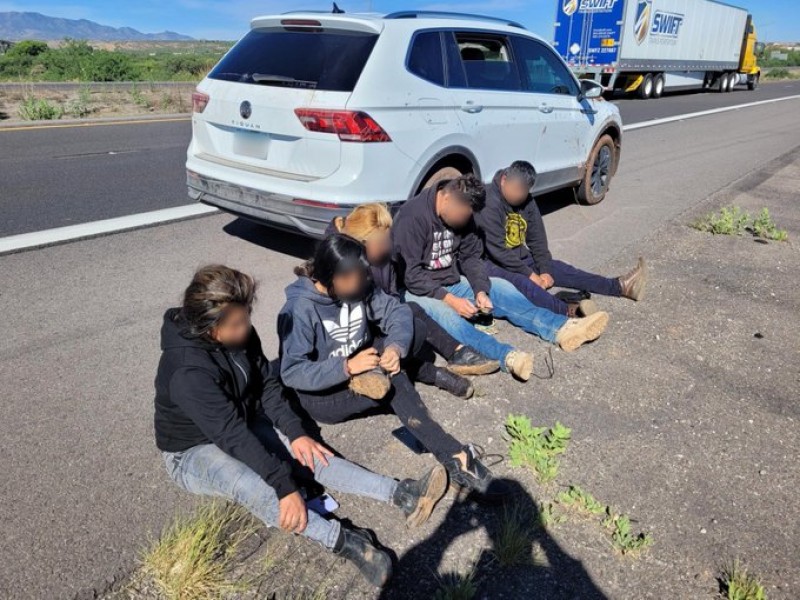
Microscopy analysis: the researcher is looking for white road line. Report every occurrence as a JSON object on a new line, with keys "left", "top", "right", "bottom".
{"left": 1, "top": 93, "right": 799, "bottom": 255}
{"left": 622, "top": 94, "right": 800, "bottom": 131}
{"left": 0, "top": 203, "right": 218, "bottom": 255}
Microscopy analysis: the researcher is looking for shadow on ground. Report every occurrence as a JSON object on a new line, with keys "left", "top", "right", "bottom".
{"left": 223, "top": 218, "right": 316, "bottom": 259}
{"left": 379, "top": 479, "right": 608, "bottom": 600}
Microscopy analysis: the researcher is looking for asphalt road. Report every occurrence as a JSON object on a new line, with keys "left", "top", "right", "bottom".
{"left": 1, "top": 80, "right": 799, "bottom": 238}
{"left": 0, "top": 86, "right": 799, "bottom": 599}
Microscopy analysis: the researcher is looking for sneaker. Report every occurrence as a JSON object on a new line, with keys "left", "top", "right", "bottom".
{"left": 349, "top": 368, "right": 391, "bottom": 400}
{"left": 392, "top": 464, "right": 448, "bottom": 528}
{"left": 443, "top": 444, "right": 511, "bottom": 505}
{"left": 618, "top": 257, "right": 648, "bottom": 301}
{"left": 333, "top": 525, "right": 392, "bottom": 587}
{"left": 504, "top": 350, "right": 534, "bottom": 381}
{"left": 567, "top": 298, "right": 599, "bottom": 318}
{"left": 555, "top": 312, "right": 609, "bottom": 353}
{"left": 446, "top": 346, "right": 500, "bottom": 376}
{"left": 434, "top": 367, "right": 474, "bottom": 399}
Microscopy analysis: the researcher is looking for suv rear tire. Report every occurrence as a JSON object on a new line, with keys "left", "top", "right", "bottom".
{"left": 420, "top": 166, "right": 464, "bottom": 191}
{"left": 577, "top": 134, "right": 616, "bottom": 205}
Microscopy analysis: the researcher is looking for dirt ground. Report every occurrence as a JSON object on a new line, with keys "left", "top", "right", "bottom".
{"left": 104, "top": 150, "right": 799, "bottom": 600}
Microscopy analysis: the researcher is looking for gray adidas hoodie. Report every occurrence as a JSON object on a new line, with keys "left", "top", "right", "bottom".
{"left": 277, "top": 277, "right": 413, "bottom": 392}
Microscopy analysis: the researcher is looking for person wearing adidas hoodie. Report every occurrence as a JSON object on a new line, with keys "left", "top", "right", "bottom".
{"left": 278, "top": 234, "right": 510, "bottom": 504}
{"left": 155, "top": 265, "right": 454, "bottom": 588}
{"left": 392, "top": 175, "right": 610, "bottom": 379}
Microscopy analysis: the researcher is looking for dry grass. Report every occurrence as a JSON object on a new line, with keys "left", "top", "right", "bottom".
{"left": 141, "top": 501, "right": 258, "bottom": 600}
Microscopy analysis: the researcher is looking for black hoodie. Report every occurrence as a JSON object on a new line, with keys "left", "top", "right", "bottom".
{"left": 475, "top": 170, "right": 553, "bottom": 277}
{"left": 154, "top": 308, "right": 306, "bottom": 499}
{"left": 392, "top": 183, "right": 491, "bottom": 299}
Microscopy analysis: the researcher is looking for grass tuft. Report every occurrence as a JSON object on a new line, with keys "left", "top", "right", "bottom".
{"left": 142, "top": 501, "right": 257, "bottom": 600}
{"left": 505, "top": 415, "right": 571, "bottom": 484}
{"left": 433, "top": 564, "right": 478, "bottom": 600}
{"left": 492, "top": 502, "right": 536, "bottom": 567}
{"left": 719, "top": 560, "right": 768, "bottom": 600}
{"left": 18, "top": 95, "right": 63, "bottom": 120}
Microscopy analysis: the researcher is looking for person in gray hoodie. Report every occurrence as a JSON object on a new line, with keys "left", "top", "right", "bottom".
{"left": 278, "top": 234, "right": 510, "bottom": 504}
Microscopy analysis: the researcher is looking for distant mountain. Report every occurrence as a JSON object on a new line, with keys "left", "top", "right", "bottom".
{"left": 0, "top": 12, "right": 193, "bottom": 41}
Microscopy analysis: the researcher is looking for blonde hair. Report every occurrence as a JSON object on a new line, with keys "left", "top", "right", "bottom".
{"left": 333, "top": 203, "right": 393, "bottom": 242}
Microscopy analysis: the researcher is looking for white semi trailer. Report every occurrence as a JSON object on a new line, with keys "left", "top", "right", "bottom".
{"left": 553, "top": 0, "right": 762, "bottom": 98}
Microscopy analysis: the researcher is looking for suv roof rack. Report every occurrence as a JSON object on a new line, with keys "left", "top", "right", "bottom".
{"left": 384, "top": 10, "right": 526, "bottom": 29}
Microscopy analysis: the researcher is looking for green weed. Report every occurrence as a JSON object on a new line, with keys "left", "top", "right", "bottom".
{"left": 18, "top": 95, "right": 63, "bottom": 120}
{"left": 556, "top": 485, "right": 606, "bottom": 516}
{"left": 602, "top": 509, "right": 653, "bottom": 555}
{"left": 751, "top": 208, "right": 788, "bottom": 242}
{"left": 535, "top": 501, "right": 566, "bottom": 528}
{"left": 505, "top": 415, "right": 571, "bottom": 484}
{"left": 719, "top": 559, "right": 767, "bottom": 600}
{"left": 130, "top": 83, "right": 150, "bottom": 108}
{"left": 65, "top": 84, "right": 92, "bottom": 118}
{"left": 692, "top": 206, "right": 750, "bottom": 236}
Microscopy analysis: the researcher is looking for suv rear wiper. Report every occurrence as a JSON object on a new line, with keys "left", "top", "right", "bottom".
{"left": 251, "top": 73, "right": 317, "bottom": 88}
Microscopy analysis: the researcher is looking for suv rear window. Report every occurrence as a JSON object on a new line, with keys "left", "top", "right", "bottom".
{"left": 208, "top": 27, "right": 378, "bottom": 92}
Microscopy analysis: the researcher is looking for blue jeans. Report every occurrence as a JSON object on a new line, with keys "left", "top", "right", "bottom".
{"left": 486, "top": 260, "right": 622, "bottom": 316}
{"left": 404, "top": 277, "right": 568, "bottom": 368}
{"left": 162, "top": 417, "right": 397, "bottom": 550}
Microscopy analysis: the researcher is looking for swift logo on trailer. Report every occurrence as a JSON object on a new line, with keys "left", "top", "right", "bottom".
{"left": 634, "top": 0, "right": 652, "bottom": 45}
{"left": 563, "top": 0, "right": 617, "bottom": 14}
{"left": 651, "top": 10, "right": 684, "bottom": 38}
{"left": 562, "top": 0, "right": 578, "bottom": 16}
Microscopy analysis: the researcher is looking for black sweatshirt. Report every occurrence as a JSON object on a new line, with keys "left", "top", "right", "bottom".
{"left": 154, "top": 308, "right": 306, "bottom": 499}
{"left": 392, "top": 183, "right": 491, "bottom": 299}
{"left": 475, "top": 170, "right": 553, "bottom": 277}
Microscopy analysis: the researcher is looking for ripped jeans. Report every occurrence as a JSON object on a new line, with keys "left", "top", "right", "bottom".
{"left": 162, "top": 417, "right": 398, "bottom": 550}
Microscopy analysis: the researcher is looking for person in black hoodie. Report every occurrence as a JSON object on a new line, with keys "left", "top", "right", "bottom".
{"left": 278, "top": 235, "right": 510, "bottom": 504}
{"left": 155, "top": 265, "right": 452, "bottom": 588}
{"left": 327, "top": 203, "right": 500, "bottom": 398}
{"left": 475, "top": 161, "right": 648, "bottom": 316}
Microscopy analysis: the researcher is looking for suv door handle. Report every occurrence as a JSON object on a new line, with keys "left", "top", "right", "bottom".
{"left": 461, "top": 102, "right": 483, "bottom": 114}
{"left": 538, "top": 103, "right": 554, "bottom": 114}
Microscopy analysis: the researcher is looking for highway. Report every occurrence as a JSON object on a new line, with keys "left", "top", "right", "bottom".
{"left": 0, "top": 82, "right": 799, "bottom": 599}
{"left": 0, "top": 80, "right": 798, "bottom": 238}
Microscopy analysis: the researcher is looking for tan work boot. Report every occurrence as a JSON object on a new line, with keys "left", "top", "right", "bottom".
{"left": 618, "top": 257, "right": 648, "bottom": 301}
{"left": 504, "top": 350, "right": 534, "bottom": 381}
{"left": 349, "top": 368, "right": 391, "bottom": 400}
{"left": 566, "top": 298, "right": 599, "bottom": 318}
{"left": 555, "top": 312, "right": 609, "bottom": 352}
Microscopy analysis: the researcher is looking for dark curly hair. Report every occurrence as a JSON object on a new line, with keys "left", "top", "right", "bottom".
{"left": 441, "top": 173, "right": 486, "bottom": 210}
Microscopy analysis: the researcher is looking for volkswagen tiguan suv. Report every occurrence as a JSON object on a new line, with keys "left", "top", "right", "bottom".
{"left": 186, "top": 10, "right": 623, "bottom": 237}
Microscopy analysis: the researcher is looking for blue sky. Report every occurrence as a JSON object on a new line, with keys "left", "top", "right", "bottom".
{"left": 1, "top": 0, "right": 798, "bottom": 42}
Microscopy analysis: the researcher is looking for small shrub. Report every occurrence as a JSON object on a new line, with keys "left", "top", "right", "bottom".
{"left": 692, "top": 206, "right": 750, "bottom": 236}
{"left": 602, "top": 509, "right": 653, "bottom": 555}
{"left": 505, "top": 415, "right": 571, "bottom": 484}
{"left": 765, "top": 68, "right": 793, "bottom": 80}
{"left": 719, "top": 559, "right": 767, "bottom": 600}
{"left": 751, "top": 208, "right": 788, "bottom": 242}
{"left": 130, "top": 83, "right": 150, "bottom": 108}
{"left": 142, "top": 501, "right": 257, "bottom": 600}
{"left": 18, "top": 95, "right": 63, "bottom": 120}
{"left": 65, "top": 84, "right": 92, "bottom": 118}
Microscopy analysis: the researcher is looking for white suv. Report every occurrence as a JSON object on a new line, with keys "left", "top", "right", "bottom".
{"left": 186, "top": 10, "right": 622, "bottom": 237}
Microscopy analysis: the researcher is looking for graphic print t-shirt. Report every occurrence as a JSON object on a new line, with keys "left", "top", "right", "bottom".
{"left": 429, "top": 230, "right": 455, "bottom": 270}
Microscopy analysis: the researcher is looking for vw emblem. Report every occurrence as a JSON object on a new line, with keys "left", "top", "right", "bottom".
{"left": 239, "top": 101, "right": 252, "bottom": 119}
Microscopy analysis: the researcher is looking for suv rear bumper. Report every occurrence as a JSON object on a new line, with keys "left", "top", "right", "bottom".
{"left": 187, "top": 170, "right": 357, "bottom": 238}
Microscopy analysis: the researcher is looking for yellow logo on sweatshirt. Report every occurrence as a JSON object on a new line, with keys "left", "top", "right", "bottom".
{"left": 505, "top": 213, "right": 527, "bottom": 248}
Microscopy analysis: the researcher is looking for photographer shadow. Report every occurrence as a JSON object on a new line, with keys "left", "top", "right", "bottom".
{"left": 378, "top": 478, "right": 608, "bottom": 600}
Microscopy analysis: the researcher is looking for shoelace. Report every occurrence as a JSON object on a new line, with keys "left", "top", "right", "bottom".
{"left": 469, "top": 443, "right": 504, "bottom": 469}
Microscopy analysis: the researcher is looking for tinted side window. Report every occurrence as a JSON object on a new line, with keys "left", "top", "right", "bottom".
{"left": 451, "top": 32, "right": 521, "bottom": 92}
{"left": 208, "top": 27, "right": 377, "bottom": 92}
{"left": 512, "top": 36, "right": 578, "bottom": 96}
{"left": 443, "top": 32, "right": 467, "bottom": 88}
{"left": 408, "top": 31, "right": 445, "bottom": 86}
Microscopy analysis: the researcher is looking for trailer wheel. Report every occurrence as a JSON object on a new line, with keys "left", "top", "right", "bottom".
{"left": 715, "top": 73, "right": 727, "bottom": 93}
{"left": 577, "top": 134, "right": 615, "bottom": 205}
{"left": 748, "top": 73, "right": 760, "bottom": 91}
{"left": 725, "top": 73, "right": 735, "bottom": 92}
{"left": 638, "top": 74, "right": 653, "bottom": 99}
{"left": 652, "top": 74, "right": 664, "bottom": 98}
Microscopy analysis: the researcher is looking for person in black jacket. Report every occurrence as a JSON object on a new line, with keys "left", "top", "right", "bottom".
{"left": 154, "top": 265, "right": 450, "bottom": 588}
{"left": 475, "top": 161, "right": 648, "bottom": 316}
{"left": 393, "top": 175, "right": 611, "bottom": 377}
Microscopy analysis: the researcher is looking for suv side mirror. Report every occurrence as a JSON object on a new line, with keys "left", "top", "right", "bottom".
{"left": 579, "top": 79, "right": 603, "bottom": 100}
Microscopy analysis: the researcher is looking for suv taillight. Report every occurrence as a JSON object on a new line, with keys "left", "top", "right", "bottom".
{"left": 294, "top": 109, "right": 391, "bottom": 142}
{"left": 192, "top": 90, "right": 209, "bottom": 113}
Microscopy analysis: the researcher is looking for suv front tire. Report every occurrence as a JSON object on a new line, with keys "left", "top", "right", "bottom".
{"left": 577, "top": 134, "right": 616, "bottom": 205}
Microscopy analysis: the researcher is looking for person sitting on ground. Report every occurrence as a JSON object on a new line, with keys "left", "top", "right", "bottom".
{"left": 392, "top": 174, "right": 610, "bottom": 381}
{"left": 329, "top": 203, "right": 499, "bottom": 399}
{"left": 154, "top": 265, "right": 450, "bottom": 588}
{"left": 277, "top": 234, "right": 509, "bottom": 504}
{"left": 475, "top": 160, "right": 647, "bottom": 316}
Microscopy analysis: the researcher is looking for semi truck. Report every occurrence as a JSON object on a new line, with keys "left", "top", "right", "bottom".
{"left": 553, "top": 0, "right": 763, "bottom": 98}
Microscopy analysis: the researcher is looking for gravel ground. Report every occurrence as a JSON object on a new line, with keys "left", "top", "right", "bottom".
{"left": 105, "top": 150, "right": 799, "bottom": 600}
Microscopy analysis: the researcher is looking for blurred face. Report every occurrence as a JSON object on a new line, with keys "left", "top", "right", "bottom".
{"left": 362, "top": 228, "right": 391, "bottom": 265}
{"left": 437, "top": 189, "right": 473, "bottom": 229}
{"left": 331, "top": 268, "right": 368, "bottom": 303}
{"left": 500, "top": 174, "right": 531, "bottom": 207}
{"left": 210, "top": 304, "right": 251, "bottom": 348}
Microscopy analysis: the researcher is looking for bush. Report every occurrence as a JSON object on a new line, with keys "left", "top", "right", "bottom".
{"left": 18, "top": 96, "right": 62, "bottom": 120}
{"left": 765, "top": 68, "right": 794, "bottom": 80}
